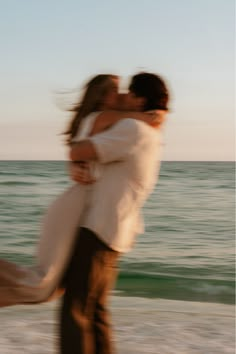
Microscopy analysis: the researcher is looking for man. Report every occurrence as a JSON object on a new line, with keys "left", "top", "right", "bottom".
{"left": 60, "top": 73, "right": 169, "bottom": 354}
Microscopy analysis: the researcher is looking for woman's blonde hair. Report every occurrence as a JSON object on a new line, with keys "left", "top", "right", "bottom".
{"left": 64, "top": 74, "right": 118, "bottom": 144}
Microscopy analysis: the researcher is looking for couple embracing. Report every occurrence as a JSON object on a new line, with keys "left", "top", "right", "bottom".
{"left": 0, "top": 72, "right": 169, "bottom": 354}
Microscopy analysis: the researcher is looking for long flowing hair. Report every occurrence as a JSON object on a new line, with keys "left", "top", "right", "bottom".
{"left": 64, "top": 74, "right": 118, "bottom": 144}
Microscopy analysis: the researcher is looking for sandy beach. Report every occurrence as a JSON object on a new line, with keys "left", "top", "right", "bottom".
{"left": 0, "top": 297, "right": 234, "bottom": 354}
{"left": 112, "top": 297, "right": 235, "bottom": 354}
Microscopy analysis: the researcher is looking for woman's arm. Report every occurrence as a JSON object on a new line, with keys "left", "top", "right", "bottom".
{"left": 89, "top": 110, "right": 165, "bottom": 136}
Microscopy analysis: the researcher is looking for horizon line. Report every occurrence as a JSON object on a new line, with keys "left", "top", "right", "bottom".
{"left": 0, "top": 159, "right": 235, "bottom": 163}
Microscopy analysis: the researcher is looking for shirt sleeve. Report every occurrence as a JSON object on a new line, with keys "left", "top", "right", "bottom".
{"left": 88, "top": 118, "right": 141, "bottom": 163}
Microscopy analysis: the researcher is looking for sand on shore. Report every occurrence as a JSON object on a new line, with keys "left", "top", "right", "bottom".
{"left": 111, "top": 297, "right": 235, "bottom": 354}
{"left": 0, "top": 297, "right": 234, "bottom": 354}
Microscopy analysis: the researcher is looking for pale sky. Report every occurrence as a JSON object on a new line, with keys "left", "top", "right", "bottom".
{"left": 0, "top": 0, "right": 235, "bottom": 160}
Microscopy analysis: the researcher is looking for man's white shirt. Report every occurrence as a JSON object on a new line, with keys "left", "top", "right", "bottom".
{"left": 80, "top": 118, "right": 162, "bottom": 252}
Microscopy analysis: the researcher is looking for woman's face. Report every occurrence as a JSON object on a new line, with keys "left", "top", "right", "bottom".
{"left": 103, "top": 77, "right": 119, "bottom": 109}
{"left": 116, "top": 93, "right": 129, "bottom": 110}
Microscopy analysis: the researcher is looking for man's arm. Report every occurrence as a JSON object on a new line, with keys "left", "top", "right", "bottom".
{"left": 70, "top": 119, "right": 141, "bottom": 163}
{"left": 89, "top": 110, "right": 165, "bottom": 136}
{"left": 70, "top": 110, "right": 166, "bottom": 162}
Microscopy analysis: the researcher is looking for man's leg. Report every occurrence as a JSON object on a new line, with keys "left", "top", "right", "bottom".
{"left": 59, "top": 228, "right": 119, "bottom": 354}
{"left": 59, "top": 227, "right": 96, "bottom": 354}
{"left": 94, "top": 248, "right": 119, "bottom": 354}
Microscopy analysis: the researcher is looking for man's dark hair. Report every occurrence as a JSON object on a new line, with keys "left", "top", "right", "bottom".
{"left": 129, "top": 72, "right": 169, "bottom": 111}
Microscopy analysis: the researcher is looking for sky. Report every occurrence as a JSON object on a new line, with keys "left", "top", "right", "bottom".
{"left": 0, "top": 0, "right": 235, "bottom": 161}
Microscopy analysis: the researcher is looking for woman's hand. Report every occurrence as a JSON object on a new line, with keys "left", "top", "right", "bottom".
{"left": 68, "top": 161, "right": 95, "bottom": 185}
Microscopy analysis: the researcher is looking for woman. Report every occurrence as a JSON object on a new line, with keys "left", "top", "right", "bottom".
{"left": 0, "top": 74, "right": 164, "bottom": 307}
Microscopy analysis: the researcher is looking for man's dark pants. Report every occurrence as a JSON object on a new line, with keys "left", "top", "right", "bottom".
{"left": 59, "top": 227, "right": 119, "bottom": 354}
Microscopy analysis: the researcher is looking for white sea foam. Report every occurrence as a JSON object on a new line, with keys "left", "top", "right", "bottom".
{"left": 0, "top": 297, "right": 234, "bottom": 354}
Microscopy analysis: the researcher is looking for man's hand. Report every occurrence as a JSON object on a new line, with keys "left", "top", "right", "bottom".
{"left": 69, "top": 162, "right": 95, "bottom": 185}
{"left": 146, "top": 110, "right": 167, "bottom": 127}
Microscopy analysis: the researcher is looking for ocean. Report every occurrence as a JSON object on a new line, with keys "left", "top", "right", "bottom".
{"left": 0, "top": 161, "right": 235, "bottom": 353}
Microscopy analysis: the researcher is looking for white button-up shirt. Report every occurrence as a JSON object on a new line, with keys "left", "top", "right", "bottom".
{"left": 80, "top": 118, "right": 162, "bottom": 253}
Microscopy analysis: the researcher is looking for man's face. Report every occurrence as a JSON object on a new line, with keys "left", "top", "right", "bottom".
{"left": 124, "top": 91, "right": 144, "bottom": 111}
{"left": 115, "top": 93, "right": 129, "bottom": 110}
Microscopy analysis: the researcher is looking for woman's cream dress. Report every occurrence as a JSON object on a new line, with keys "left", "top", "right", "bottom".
{"left": 0, "top": 113, "right": 101, "bottom": 307}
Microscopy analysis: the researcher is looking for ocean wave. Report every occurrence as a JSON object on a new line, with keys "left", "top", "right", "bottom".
{"left": 116, "top": 271, "right": 235, "bottom": 304}
{"left": 0, "top": 181, "right": 37, "bottom": 186}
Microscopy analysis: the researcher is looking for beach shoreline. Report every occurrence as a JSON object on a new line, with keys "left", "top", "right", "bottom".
{"left": 0, "top": 296, "right": 234, "bottom": 354}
